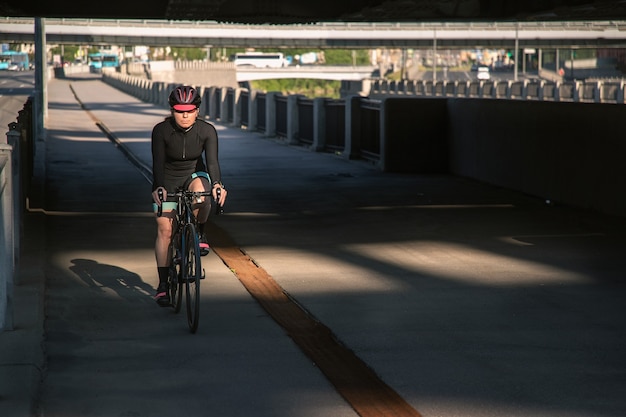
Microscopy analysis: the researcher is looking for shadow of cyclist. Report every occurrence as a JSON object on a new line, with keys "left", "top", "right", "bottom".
{"left": 69, "top": 258, "right": 154, "bottom": 304}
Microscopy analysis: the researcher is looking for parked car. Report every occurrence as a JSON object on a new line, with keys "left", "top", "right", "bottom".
{"left": 477, "top": 66, "right": 490, "bottom": 80}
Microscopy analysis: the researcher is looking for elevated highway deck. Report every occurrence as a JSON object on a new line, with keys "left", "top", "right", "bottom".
{"left": 2, "top": 18, "right": 626, "bottom": 48}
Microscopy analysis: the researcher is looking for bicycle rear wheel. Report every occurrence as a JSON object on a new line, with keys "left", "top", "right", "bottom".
{"left": 183, "top": 223, "right": 201, "bottom": 333}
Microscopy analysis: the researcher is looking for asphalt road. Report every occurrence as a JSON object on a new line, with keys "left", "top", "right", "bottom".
{"left": 0, "top": 70, "right": 35, "bottom": 130}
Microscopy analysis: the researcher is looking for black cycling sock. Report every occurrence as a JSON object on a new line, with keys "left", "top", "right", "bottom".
{"left": 198, "top": 222, "right": 205, "bottom": 237}
{"left": 157, "top": 267, "right": 169, "bottom": 287}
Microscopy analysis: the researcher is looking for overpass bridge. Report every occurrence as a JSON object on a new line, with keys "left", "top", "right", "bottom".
{"left": 117, "top": 59, "right": 375, "bottom": 83}
{"left": 1, "top": 18, "right": 626, "bottom": 49}
{"left": 235, "top": 65, "right": 376, "bottom": 81}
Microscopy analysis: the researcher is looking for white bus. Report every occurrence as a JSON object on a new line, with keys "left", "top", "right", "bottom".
{"left": 233, "top": 52, "right": 287, "bottom": 68}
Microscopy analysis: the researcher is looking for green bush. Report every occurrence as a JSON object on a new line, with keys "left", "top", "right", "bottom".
{"left": 251, "top": 78, "right": 341, "bottom": 99}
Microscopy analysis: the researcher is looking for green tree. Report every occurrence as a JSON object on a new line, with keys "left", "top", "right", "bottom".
{"left": 49, "top": 45, "right": 82, "bottom": 64}
{"left": 170, "top": 47, "right": 208, "bottom": 60}
{"left": 251, "top": 78, "right": 341, "bottom": 99}
{"left": 323, "top": 49, "right": 370, "bottom": 65}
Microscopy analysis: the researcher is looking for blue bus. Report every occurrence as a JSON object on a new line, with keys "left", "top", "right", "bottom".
{"left": 0, "top": 51, "right": 30, "bottom": 71}
{"left": 88, "top": 53, "right": 120, "bottom": 73}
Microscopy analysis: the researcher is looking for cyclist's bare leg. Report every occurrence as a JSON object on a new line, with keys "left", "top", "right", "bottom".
{"left": 188, "top": 176, "right": 212, "bottom": 224}
{"left": 154, "top": 209, "right": 176, "bottom": 304}
{"left": 155, "top": 210, "right": 175, "bottom": 267}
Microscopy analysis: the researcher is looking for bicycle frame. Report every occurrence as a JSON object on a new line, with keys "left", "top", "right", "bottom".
{"left": 165, "top": 189, "right": 213, "bottom": 333}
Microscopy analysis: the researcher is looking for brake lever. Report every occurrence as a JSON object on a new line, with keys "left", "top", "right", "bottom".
{"left": 215, "top": 188, "right": 224, "bottom": 215}
{"left": 157, "top": 188, "right": 164, "bottom": 217}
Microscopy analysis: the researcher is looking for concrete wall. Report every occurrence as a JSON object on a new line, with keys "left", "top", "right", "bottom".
{"left": 125, "top": 60, "right": 238, "bottom": 89}
{"left": 377, "top": 95, "right": 626, "bottom": 216}
{"left": 381, "top": 97, "right": 449, "bottom": 173}
{"left": 446, "top": 98, "right": 626, "bottom": 216}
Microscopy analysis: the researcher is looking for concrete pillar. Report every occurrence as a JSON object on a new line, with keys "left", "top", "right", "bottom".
{"left": 233, "top": 88, "right": 243, "bottom": 127}
{"left": 573, "top": 81, "right": 582, "bottom": 102}
{"left": 30, "top": 18, "right": 47, "bottom": 211}
{"left": 220, "top": 87, "right": 229, "bottom": 123}
{"left": 459, "top": 80, "right": 469, "bottom": 97}
{"left": 34, "top": 18, "right": 46, "bottom": 123}
{"left": 312, "top": 98, "right": 326, "bottom": 152}
{"left": 286, "top": 95, "right": 299, "bottom": 145}
{"left": 378, "top": 99, "right": 388, "bottom": 172}
{"left": 6, "top": 126, "right": 21, "bottom": 265}
{"left": 361, "top": 79, "right": 372, "bottom": 96}
{"left": 248, "top": 89, "right": 258, "bottom": 131}
{"left": 208, "top": 87, "right": 218, "bottom": 120}
{"left": 197, "top": 85, "right": 209, "bottom": 116}
{"left": 344, "top": 95, "right": 361, "bottom": 160}
{"left": 265, "top": 92, "right": 276, "bottom": 138}
{"left": 501, "top": 80, "right": 513, "bottom": 99}
{"left": 162, "top": 82, "right": 170, "bottom": 107}
{"left": 553, "top": 81, "right": 561, "bottom": 102}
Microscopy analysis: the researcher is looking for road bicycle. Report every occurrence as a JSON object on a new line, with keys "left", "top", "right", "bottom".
{"left": 158, "top": 188, "right": 221, "bottom": 333}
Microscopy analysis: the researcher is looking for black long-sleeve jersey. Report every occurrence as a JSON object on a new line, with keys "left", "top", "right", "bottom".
{"left": 151, "top": 117, "right": 221, "bottom": 192}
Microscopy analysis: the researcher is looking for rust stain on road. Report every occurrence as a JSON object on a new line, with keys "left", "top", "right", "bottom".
{"left": 206, "top": 221, "right": 422, "bottom": 417}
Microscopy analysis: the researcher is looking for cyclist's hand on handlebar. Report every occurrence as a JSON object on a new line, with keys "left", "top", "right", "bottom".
{"left": 212, "top": 184, "right": 227, "bottom": 207}
{"left": 152, "top": 187, "right": 167, "bottom": 205}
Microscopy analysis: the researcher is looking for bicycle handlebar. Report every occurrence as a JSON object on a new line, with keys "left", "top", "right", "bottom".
{"left": 157, "top": 189, "right": 223, "bottom": 216}
{"left": 168, "top": 190, "right": 214, "bottom": 197}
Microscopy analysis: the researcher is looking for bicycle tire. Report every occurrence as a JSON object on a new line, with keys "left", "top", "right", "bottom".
{"left": 183, "top": 223, "right": 201, "bottom": 333}
{"left": 169, "top": 258, "right": 183, "bottom": 313}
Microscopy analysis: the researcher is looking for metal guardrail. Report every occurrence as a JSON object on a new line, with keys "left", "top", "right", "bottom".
{"left": 369, "top": 78, "right": 626, "bottom": 103}
{"left": 3, "top": 16, "right": 626, "bottom": 31}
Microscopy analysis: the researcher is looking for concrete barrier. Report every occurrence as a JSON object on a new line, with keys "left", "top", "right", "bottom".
{"left": 0, "top": 144, "right": 15, "bottom": 331}
{"left": 101, "top": 71, "right": 626, "bottom": 218}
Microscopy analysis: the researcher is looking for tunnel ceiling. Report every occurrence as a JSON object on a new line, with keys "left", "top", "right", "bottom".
{"left": 1, "top": 0, "right": 626, "bottom": 23}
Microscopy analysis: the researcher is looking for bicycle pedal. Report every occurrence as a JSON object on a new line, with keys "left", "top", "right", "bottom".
{"left": 200, "top": 269, "right": 206, "bottom": 279}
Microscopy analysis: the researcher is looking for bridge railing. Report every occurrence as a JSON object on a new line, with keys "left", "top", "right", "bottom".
{"left": 0, "top": 97, "right": 34, "bottom": 331}
{"left": 99, "top": 71, "right": 626, "bottom": 217}
{"left": 369, "top": 78, "right": 626, "bottom": 103}
{"left": 102, "top": 71, "right": 626, "bottom": 179}
{"left": 56, "top": 73, "right": 626, "bottom": 219}
{"left": 102, "top": 72, "right": 384, "bottom": 165}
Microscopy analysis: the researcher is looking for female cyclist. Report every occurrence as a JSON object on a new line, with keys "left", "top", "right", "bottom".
{"left": 151, "top": 85, "right": 227, "bottom": 306}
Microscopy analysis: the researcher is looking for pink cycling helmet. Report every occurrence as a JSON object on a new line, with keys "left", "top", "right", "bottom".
{"left": 169, "top": 85, "right": 201, "bottom": 112}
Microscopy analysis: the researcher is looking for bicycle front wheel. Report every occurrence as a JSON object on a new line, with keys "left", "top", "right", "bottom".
{"left": 182, "top": 223, "right": 201, "bottom": 333}
{"left": 169, "top": 256, "right": 183, "bottom": 313}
